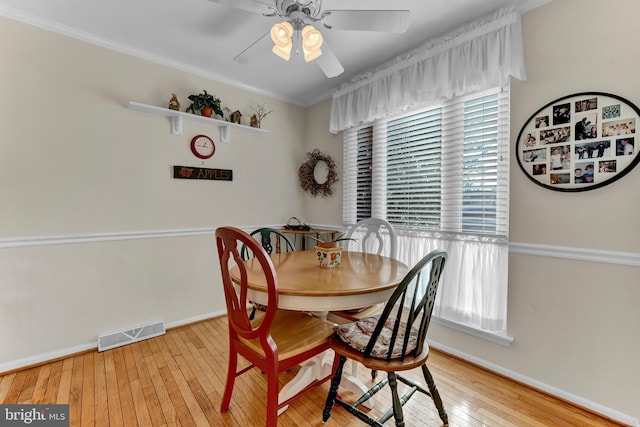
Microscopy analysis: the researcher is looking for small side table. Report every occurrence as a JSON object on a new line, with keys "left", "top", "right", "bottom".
{"left": 277, "top": 228, "right": 338, "bottom": 251}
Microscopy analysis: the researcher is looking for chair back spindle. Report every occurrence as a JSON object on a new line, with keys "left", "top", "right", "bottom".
{"left": 344, "top": 218, "right": 397, "bottom": 258}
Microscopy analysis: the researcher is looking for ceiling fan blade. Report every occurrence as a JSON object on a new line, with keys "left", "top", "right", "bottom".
{"left": 208, "top": 0, "right": 274, "bottom": 15}
{"left": 315, "top": 41, "right": 344, "bottom": 78}
{"left": 322, "top": 10, "right": 411, "bottom": 33}
{"left": 233, "top": 31, "right": 270, "bottom": 64}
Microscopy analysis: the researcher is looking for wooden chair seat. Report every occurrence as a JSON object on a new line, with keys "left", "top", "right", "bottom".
{"left": 241, "top": 310, "right": 335, "bottom": 361}
{"left": 329, "top": 333, "right": 430, "bottom": 372}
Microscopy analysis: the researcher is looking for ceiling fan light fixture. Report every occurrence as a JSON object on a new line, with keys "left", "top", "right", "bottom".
{"left": 272, "top": 43, "right": 292, "bottom": 61}
{"left": 303, "top": 47, "right": 322, "bottom": 62}
{"left": 271, "top": 21, "right": 293, "bottom": 44}
{"left": 270, "top": 21, "right": 293, "bottom": 61}
{"left": 301, "top": 24, "right": 323, "bottom": 62}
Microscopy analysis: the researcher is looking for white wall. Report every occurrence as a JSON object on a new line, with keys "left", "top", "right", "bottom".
{"left": 0, "top": 15, "right": 310, "bottom": 368}
{"left": 300, "top": 98, "right": 343, "bottom": 226}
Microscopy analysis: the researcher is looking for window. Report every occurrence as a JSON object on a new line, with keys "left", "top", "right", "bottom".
{"left": 343, "top": 86, "right": 510, "bottom": 335}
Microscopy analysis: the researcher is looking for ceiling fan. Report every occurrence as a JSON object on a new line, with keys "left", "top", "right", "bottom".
{"left": 210, "top": 0, "right": 411, "bottom": 78}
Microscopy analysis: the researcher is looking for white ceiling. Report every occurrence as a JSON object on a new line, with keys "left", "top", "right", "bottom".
{"left": 0, "top": 0, "right": 543, "bottom": 106}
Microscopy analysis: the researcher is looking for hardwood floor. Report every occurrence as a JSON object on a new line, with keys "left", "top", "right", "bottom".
{"left": 0, "top": 316, "right": 625, "bottom": 426}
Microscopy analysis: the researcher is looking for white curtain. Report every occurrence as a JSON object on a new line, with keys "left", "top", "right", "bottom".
{"left": 329, "top": 7, "right": 526, "bottom": 134}
{"left": 395, "top": 231, "right": 509, "bottom": 333}
{"left": 337, "top": 7, "right": 525, "bottom": 335}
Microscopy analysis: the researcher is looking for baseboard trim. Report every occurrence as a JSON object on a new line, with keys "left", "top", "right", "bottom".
{"left": 0, "top": 310, "right": 225, "bottom": 375}
{"left": 430, "top": 341, "right": 639, "bottom": 427}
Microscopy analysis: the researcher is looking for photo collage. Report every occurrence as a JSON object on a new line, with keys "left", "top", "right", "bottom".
{"left": 517, "top": 93, "right": 639, "bottom": 191}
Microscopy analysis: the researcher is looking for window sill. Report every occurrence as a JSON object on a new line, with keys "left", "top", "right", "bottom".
{"left": 431, "top": 316, "right": 514, "bottom": 347}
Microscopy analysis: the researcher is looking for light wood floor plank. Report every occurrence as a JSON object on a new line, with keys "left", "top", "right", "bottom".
{"left": 148, "top": 337, "right": 200, "bottom": 426}
{"left": 112, "top": 348, "right": 138, "bottom": 426}
{"left": 30, "top": 364, "right": 51, "bottom": 404}
{"left": 103, "top": 349, "right": 124, "bottom": 427}
{"left": 139, "top": 340, "right": 180, "bottom": 427}
{"left": 80, "top": 352, "right": 96, "bottom": 427}
{"left": 169, "top": 330, "right": 229, "bottom": 424}
{"left": 0, "top": 373, "right": 16, "bottom": 402}
{"left": 43, "top": 361, "right": 63, "bottom": 404}
{"left": 67, "top": 356, "right": 84, "bottom": 427}
{"left": 163, "top": 331, "right": 224, "bottom": 426}
{"left": 55, "top": 358, "right": 74, "bottom": 405}
{"left": 17, "top": 367, "right": 39, "bottom": 403}
{"left": 93, "top": 351, "right": 110, "bottom": 427}
{"left": 122, "top": 345, "right": 154, "bottom": 427}
{"left": 129, "top": 342, "right": 167, "bottom": 427}
{"left": 0, "top": 316, "right": 626, "bottom": 427}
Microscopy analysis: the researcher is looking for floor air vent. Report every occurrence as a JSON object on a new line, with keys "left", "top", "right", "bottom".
{"left": 98, "top": 320, "right": 165, "bottom": 352}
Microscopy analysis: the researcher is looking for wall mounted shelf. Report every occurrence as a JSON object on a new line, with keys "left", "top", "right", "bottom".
{"left": 127, "top": 101, "right": 267, "bottom": 143}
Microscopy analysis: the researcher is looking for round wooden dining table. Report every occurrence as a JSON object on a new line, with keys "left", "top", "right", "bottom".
{"left": 231, "top": 249, "right": 409, "bottom": 312}
{"left": 230, "top": 249, "right": 409, "bottom": 414}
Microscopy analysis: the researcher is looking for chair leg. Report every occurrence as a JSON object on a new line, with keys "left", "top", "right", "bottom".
{"left": 266, "top": 366, "right": 280, "bottom": 427}
{"left": 220, "top": 348, "right": 238, "bottom": 412}
{"left": 387, "top": 372, "right": 406, "bottom": 427}
{"left": 322, "top": 355, "right": 346, "bottom": 422}
{"left": 421, "top": 365, "right": 448, "bottom": 426}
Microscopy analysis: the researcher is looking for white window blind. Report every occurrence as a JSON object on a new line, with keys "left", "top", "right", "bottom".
{"left": 343, "top": 86, "right": 510, "bottom": 334}
{"left": 345, "top": 87, "right": 509, "bottom": 238}
{"left": 387, "top": 108, "right": 443, "bottom": 230}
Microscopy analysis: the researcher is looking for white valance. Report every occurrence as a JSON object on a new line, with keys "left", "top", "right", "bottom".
{"left": 329, "top": 8, "right": 526, "bottom": 134}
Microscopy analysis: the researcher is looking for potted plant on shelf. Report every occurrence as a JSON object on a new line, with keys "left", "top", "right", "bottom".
{"left": 185, "top": 90, "right": 224, "bottom": 118}
{"left": 307, "top": 230, "right": 355, "bottom": 269}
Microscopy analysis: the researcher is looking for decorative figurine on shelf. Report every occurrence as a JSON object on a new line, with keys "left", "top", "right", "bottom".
{"left": 222, "top": 106, "right": 232, "bottom": 121}
{"left": 250, "top": 103, "right": 273, "bottom": 128}
{"left": 250, "top": 114, "right": 258, "bottom": 128}
{"left": 168, "top": 93, "right": 180, "bottom": 111}
{"left": 230, "top": 110, "right": 242, "bottom": 124}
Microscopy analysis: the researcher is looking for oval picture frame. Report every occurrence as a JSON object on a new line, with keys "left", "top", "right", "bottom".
{"left": 515, "top": 92, "right": 640, "bottom": 192}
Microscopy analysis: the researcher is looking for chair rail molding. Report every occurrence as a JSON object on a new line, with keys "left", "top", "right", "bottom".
{"left": 1, "top": 232, "right": 639, "bottom": 268}
{"left": 509, "top": 242, "right": 640, "bottom": 267}
{"left": 0, "top": 228, "right": 216, "bottom": 248}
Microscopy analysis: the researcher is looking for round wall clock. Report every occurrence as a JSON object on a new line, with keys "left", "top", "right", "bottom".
{"left": 190, "top": 134, "right": 215, "bottom": 159}
{"left": 516, "top": 92, "right": 640, "bottom": 192}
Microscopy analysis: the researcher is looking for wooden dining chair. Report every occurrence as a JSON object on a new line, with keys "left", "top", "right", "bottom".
{"left": 216, "top": 226, "right": 336, "bottom": 427}
{"left": 322, "top": 250, "right": 448, "bottom": 427}
{"left": 331, "top": 217, "right": 398, "bottom": 322}
{"left": 328, "top": 218, "right": 399, "bottom": 381}
{"left": 241, "top": 227, "right": 296, "bottom": 319}
{"left": 241, "top": 227, "right": 295, "bottom": 258}
{"left": 343, "top": 217, "right": 398, "bottom": 258}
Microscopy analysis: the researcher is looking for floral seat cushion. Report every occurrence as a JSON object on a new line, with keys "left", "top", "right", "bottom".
{"left": 336, "top": 315, "right": 418, "bottom": 359}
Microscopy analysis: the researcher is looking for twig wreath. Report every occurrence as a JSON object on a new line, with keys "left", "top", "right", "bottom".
{"left": 297, "top": 149, "right": 339, "bottom": 197}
